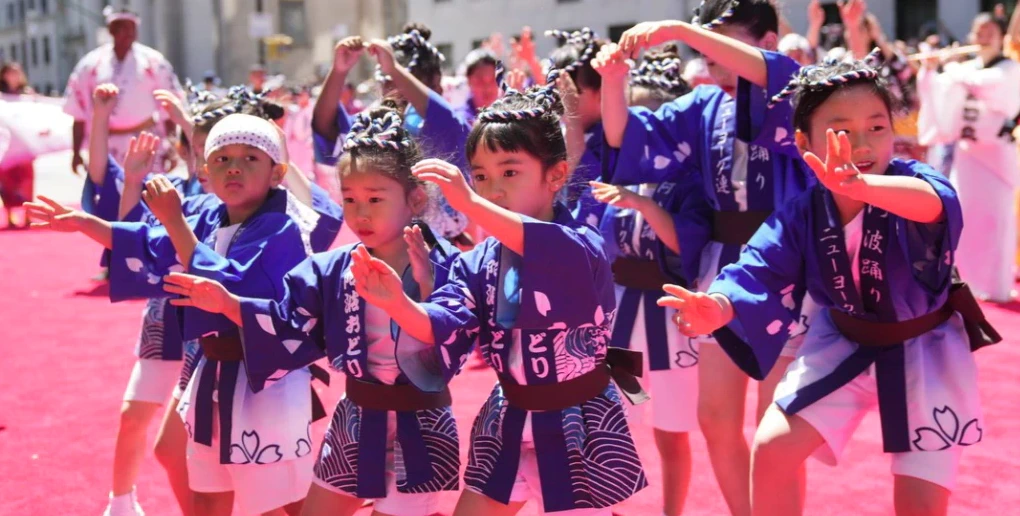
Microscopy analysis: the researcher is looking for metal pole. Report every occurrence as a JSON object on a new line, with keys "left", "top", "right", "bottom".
{"left": 256, "top": 0, "right": 266, "bottom": 65}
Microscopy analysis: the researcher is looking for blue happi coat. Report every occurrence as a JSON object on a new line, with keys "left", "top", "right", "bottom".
{"left": 108, "top": 188, "right": 334, "bottom": 465}
{"left": 395, "top": 204, "right": 647, "bottom": 512}
{"left": 599, "top": 172, "right": 710, "bottom": 372}
{"left": 607, "top": 51, "right": 816, "bottom": 349}
{"left": 236, "top": 239, "right": 461, "bottom": 498}
{"left": 709, "top": 160, "right": 983, "bottom": 457}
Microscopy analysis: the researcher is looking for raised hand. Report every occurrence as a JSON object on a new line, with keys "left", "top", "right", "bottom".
{"left": 618, "top": 21, "right": 683, "bottom": 58}
{"left": 808, "top": 0, "right": 825, "bottom": 29}
{"left": 163, "top": 272, "right": 234, "bottom": 313}
{"left": 411, "top": 159, "right": 474, "bottom": 213}
{"left": 838, "top": 0, "right": 867, "bottom": 29}
{"left": 153, "top": 89, "right": 188, "bottom": 127}
{"left": 404, "top": 225, "right": 434, "bottom": 298}
{"left": 589, "top": 181, "right": 647, "bottom": 211}
{"left": 24, "top": 195, "right": 84, "bottom": 232}
{"left": 333, "top": 36, "right": 365, "bottom": 74}
{"left": 802, "top": 129, "right": 867, "bottom": 199}
{"left": 71, "top": 153, "right": 86, "bottom": 176}
{"left": 657, "top": 284, "right": 728, "bottom": 337}
{"left": 93, "top": 83, "right": 119, "bottom": 119}
{"left": 142, "top": 175, "right": 184, "bottom": 225}
{"left": 367, "top": 39, "right": 398, "bottom": 77}
{"left": 506, "top": 68, "right": 527, "bottom": 92}
{"left": 123, "top": 132, "right": 160, "bottom": 184}
{"left": 592, "top": 43, "right": 630, "bottom": 80}
{"left": 511, "top": 27, "right": 537, "bottom": 64}
{"left": 350, "top": 245, "right": 406, "bottom": 311}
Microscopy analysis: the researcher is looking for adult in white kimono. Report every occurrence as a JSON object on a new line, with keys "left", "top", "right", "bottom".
{"left": 918, "top": 13, "right": 1020, "bottom": 302}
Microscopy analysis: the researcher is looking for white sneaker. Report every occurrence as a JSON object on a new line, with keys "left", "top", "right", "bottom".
{"left": 102, "top": 489, "right": 145, "bottom": 516}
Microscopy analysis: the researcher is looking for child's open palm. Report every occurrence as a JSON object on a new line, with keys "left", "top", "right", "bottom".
{"left": 350, "top": 245, "right": 405, "bottom": 311}
{"left": 590, "top": 181, "right": 645, "bottom": 211}
{"left": 163, "top": 273, "right": 232, "bottom": 313}
{"left": 411, "top": 159, "right": 473, "bottom": 213}
{"left": 333, "top": 36, "right": 365, "bottom": 74}
{"left": 93, "top": 83, "right": 119, "bottom": 118}
{"left": 404, "top": 225, "right": 435, "bottom": 298}
{"left": 153, "top": 89, "right": 187, "bottom": 127}
{"left": 657, "top": 284, "right": 727, "bottom": 337}
{"left": 123, "top": 132, "right": 160, "bottom": 184}
{"left": 802, "top": 129, "right": 867, "bottom": 199}
{"left": 24, "top": 195, "right": 83, "bottom": 232}
{"left": 142, "top": 176, "right": 183, "bottom": 225}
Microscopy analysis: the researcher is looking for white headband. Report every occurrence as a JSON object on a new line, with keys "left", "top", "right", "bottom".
{"left": 204, "top": 114, "right": 283, "bottom": 164}
{"left": 104, "top": 6, "right": 140, "bottom": 26}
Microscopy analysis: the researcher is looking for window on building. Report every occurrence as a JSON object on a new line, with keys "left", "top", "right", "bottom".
{"left": 42, "top": 35, "right": 49, "bottom": 64}
{"left": 7, "top": 3, "right": 14, "bottom": 25}
{"left": 896, "top": 0, "right": 938, "bottom": 42}
{"left": 30, "top": 38, "right": 37, "bottom": 66}
{"left": 471, "top": 39, "right": 484, "bottom": 50}
{"left": 280, "top": 0, "right": 307, "bottom": 45}
{"left": 21, "top": 41, "right": 26, "bottom": 65}
{"left": 41, "top": 0, "right": 47, "bottom": 14}
{"left": 982, "top": 0, "right": 1016, "bottom": 13}
{"left": 17, "top": 0, "right": 24, "bottom": 22}
{"left": 608, "top": 23, "right": 635, "bottom": 44}
{"left": 10, "top": 44, "right": 16, "bottom": 62}
{"left": 27, "top": 0, "right": 33, "bottom": 10}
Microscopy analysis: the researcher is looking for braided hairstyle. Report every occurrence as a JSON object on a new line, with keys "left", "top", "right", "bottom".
{"left": 192, "top": 85, "right": 283, "bottom": 135}
{"left": 628, "top": 44, "right": 691, "bottom": 109}
{"left": 547, "top": 27, "right": 604, "bottom": 92}
{"left": 339, "top": 101, "right": 425, "bottom": 196}
{"left": 377, "top": 23, "right": 446, "bottom": 93}
{"left": 771, "top": 50, "right": 896, "bottom": 134}
{"left": 692, "top": 0, "right": 778, "bottom": 39}
{"left": 467, "top": 63, "right": 567, "bottom": 174}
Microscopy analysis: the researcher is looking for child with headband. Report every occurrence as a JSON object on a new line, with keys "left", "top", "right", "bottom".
{"left": 659, "top": 52, "right": 998, "bottom": 516}
{"left": 602, "top": 2, "right": 816, "bottom": 513}
{"left": 161, "top": 106, "right": 462, "bottom": 516}
{"left": 350, "top": 66, "right": 648, "bottom": 515}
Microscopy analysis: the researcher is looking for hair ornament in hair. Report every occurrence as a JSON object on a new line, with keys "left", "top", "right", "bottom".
{"left": 629, "top": 57, "right": 685, "bottom": 91}
{"left": 375, "top": 28, "right": 446, "bottom": 83}
{"left": 692, "top": 0, "right": 739, "bottom": 30}
{"left": 184, "top": 79, "right": 218, "bottom": 107}
{"left": 343, "top": 110, "right": 412, "bottom": 151}
{"left": 766, "top": 50, "right": 882, "bottom": 109}
{"left": 190, "top": 85, "right": 271, "bottom": 123}
{"left": 477, "top": 61, "right": 561, "bottom": 123}
{"left": 544, "top": 27, "right": 598, "bottom": 75}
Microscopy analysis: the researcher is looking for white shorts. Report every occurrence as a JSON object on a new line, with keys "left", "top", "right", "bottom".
{"left": 789, "top": 364, "right": 963, "bottom": 490}
{"left": 123, "top": 358, "right": 182, "bottom": 404}
{"left": 313, "top": 411, "right": 441, "bottom": 515}
{"left": 466, "top": 444, "right": 613, "bottom": 516}
{"left": 187, "top": 437, "right": 314, "bottom": 514}
{"left": 626, "top": 361, "right": 698, "bottom": 433}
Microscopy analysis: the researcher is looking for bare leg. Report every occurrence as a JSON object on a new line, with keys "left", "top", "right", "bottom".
{"left": 299, "top": 483, "right": 364, "bottom": 516}
{"left": 112, "top": 400, "right": 162, "bottom": 495}
{"left": 893, "top": 476, "right": 950, "bottom": 516}
{"left": 654, "top": 429, "right": 692, "bottom": 516}
{"left": 697, "top": 343, "right": 751, "bottom": 516}
{"left": 750, "top": 405, "right": 824, "bottom": 516}
{"left": 154, "top": 396, "right": 195, "bottom": 516}
{"left": 453, "top": 489, "right": 527, "bottom": 516}
{"left": 755, "top": 356, "right": 806, "bottom": 506}
{"left": 194, "top": 491, "right": 234, "bottom": 516}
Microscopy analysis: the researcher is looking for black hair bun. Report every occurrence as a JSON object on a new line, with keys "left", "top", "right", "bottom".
{"left": 403, "top": 22, "right": 432, "bottom": 41}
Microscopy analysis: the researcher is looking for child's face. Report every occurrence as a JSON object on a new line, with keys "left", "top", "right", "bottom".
{"left": 341, "top": 169, "right": 422, "bottom": 252}
{"left": 469, "top": 147, "right": 566, "bottom": 221}
{"left": 204, "top": 144, "right": 285, "bottom": 209}
{"left": 969, "top": 19, "right": 1003, "bottom": 49}
{"left": 797, "top": 85, "right": 894, "bottom": 176}
{"left": 467, "top": 63, "right": 500, "bottom": 109}
{"left": 707, "top": 25, "right": 777, "bottom": 96}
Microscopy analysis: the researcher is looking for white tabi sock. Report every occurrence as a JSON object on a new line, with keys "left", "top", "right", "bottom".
{"left": 103, "top": 488, "right": 144, "bottom": 516}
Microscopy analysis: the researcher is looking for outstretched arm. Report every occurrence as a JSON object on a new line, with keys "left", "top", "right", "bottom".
{"left": 24, "top": 196, "right": 114, "bottom": 248}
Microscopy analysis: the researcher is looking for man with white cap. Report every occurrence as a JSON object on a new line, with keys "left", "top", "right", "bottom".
{"left": 63, "top": 7, "right": 184, "bottom": 181}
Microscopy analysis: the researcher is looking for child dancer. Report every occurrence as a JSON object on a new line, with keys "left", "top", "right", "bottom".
{"left": 161, "top": 106, "right": 462, "bottom": 516}
{"left": 605, "top": 2, "right": 816, "bottom": 513}
{"left": 30, "top": 114, "right": 327, "bottom": 515}
{"left": 589, "top": 48, "right": 708, "bottom": 516}
{"left": 351, "top": 69, "right": 648, "bottom": 515}
{"left": 660, "top": 54, "right": 997, "bottom": 516}
{"left": 313, "top": 26, "right": 475, "bottom": 247}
